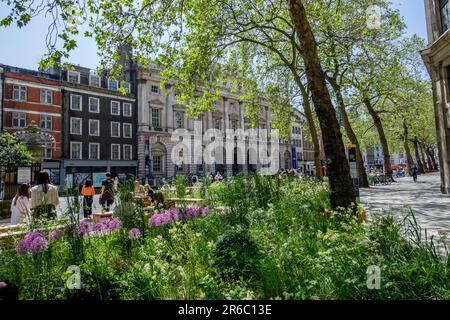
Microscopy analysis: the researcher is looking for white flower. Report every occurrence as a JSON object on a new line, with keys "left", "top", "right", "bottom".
{"left": 169, "top": 227, "right": 177, "bottom": 234}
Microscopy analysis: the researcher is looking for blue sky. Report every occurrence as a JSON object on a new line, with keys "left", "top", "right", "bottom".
{"left": 0, "top": 0, "right": 427, "bottom": 71}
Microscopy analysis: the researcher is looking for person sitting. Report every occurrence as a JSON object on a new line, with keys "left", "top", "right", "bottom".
{"left": 30, "top": 171, "right": 59, "bottom": 220}
{"left": 133, "top": 180, "right": 145, "bottom": 195}
{"left": 152, "top": 190, "right": 165, "bottom": 208}
{"left": 144, "top": 184, "right": 155, "bottom": 200}
{"left": 10, "top": 183, "right": 31, "bottom": 225}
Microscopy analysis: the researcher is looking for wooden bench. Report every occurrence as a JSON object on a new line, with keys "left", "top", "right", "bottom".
{"left": 92, "top": 211, "right": 113, "bottom": 223}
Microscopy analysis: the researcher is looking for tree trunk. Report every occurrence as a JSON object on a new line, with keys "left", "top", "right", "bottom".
{"left": 419, "top": 143, "right": 429, "bottom": 172}
{"left": 413, "top": 137, "right": 425, "bottom": 174}
{"left": 297, "top": 81, "right": 323, "bottom": 181}
{"left": 363, "top": 97, "right": 393, "bottom": 179}
{"left": 288, "top": 0, "right": 356, "bottom": 209}
{"left": 423, "top": 146, "right": 434, "bottom": 171}
{"left": 329, "top": 78, "right": 369, "bottom": 188}
{"left": 427, "top": 147, "right": 438, "bottom": 171}
{"left": 402, "top": 121, "right": 414, "bottom": 175}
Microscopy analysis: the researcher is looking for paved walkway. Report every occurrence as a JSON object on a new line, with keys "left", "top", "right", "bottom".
{"left": 360, "top": 172, "right": 450, "bottom": 242}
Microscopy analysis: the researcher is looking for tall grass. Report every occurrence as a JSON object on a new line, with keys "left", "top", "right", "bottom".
{"left": 0, "top": 174, "right": 448, "bottom": 300}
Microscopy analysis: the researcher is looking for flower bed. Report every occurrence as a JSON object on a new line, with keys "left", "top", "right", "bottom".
{"left": 0, "top": 175, "right": 448, "bottom": 300}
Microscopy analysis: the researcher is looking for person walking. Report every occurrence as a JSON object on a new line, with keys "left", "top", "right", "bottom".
{"left": 30, "top": 171, "right": 59, "bottom": 220}
{"left": 10, "top": 183, "right": 31, "bottom": 225}
{"left": 81, "top": 179, "right": 95, "bottom": 218}
{"left": 100, "top": 172, "right": 115, "bottom": 211}
{"left": 411, "top": 165, "right": 418, "bottom": 183}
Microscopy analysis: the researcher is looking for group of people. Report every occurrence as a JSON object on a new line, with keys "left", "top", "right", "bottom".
{"left": 10, "top": 171, "right": 59, "bottom": 225}
{"left": 10, "top": 172, "right": 118, "bottom": 225}
{"left": 369, "top": 165, "right": 419, "bottom": 182}
{"left": 80, "top": 172, "right": 117, "bottom": 217}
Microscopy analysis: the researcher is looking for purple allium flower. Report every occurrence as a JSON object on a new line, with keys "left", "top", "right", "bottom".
{"left": 16, "top": 231, "right": 48, "bottom": 254}
{"left": 49, "top": 229, "right": 62, "bottom": 241}
{"left": 148, "top": 213, "right": 173, "bottom": 227}
{"left": 185, "top": 205, "right": 202, "bottom": 218}
{"left": 200, "top": 206, "right": 210, "bottom": 216}
{"left": 167, "top": 208, "right": 181, "bottom": 221}
{"left": 76, "top": 219, "right": 92, "bottom": 238}
{"left": 128, "top": 228, "right": 141, "bottom": 240}
{"left": 106, "top": 218, "right": 122, "bottom": 231}
{"left": 93, "top": 222, "right": 105, "bottom": 232}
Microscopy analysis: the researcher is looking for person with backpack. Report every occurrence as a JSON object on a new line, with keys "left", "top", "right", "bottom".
{"left": 81, "top": 179, "right": 95, "bottom": 218}
{"left": 100, "top": 172, "right": 115, "bottom": 211}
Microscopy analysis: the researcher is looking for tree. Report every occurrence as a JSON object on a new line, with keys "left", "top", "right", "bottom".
{"left": 1, "top": 0, "right": 358, "bottom": 208}
{"left": 288, "top": 0, "right": 355, "bottom": 208}
{"left": 374, "top": 36, "right": 434, "bottom": 176}
{"left": 0, "top": 133, "right": 34, "bottom": 170}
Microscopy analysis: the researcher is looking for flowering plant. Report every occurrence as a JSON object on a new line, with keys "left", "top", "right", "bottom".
{"left": 148, "top": 205, "right": 211, "bottom": 228}
{"left": 16, "top": 231, "right": 48, "bottom": 254}
{"left": 128, "top": 228, "right": 141, "bottom": 240}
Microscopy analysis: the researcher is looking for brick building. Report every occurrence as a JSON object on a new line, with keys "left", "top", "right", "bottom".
{"left": 0, "top": 64, "right": 62, "bottom": 184}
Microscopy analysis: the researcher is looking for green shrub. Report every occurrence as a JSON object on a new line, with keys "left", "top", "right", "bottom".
{"left": 213, "top": 228, "right": 260, "bottom": 281}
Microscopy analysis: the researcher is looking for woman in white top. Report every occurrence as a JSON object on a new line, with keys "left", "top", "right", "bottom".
{"left": 10, "top": 183, "right": 31, "bottom": 225}
{"left": 30, "top": 171, "right": 59, "bottom": 220}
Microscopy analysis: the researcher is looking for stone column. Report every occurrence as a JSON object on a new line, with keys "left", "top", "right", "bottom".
{"left": 222, "top": 97, "right": 227, "bottom": 130}
{"left": 239, "top": 102, "right": 245, "bottom": 129}
{"left": 224, "top": 98, "right": 229, "bottom": 130}
{"left": 137, "top": 79, "right": 149, "bottom": 129}
{"left": 167, "top": 92, "right": 174, "bottom": 132}
{"left": 208, "top": 111, "right": 213, "bottom": 130}
{"left": 137, "top": 133, "right": 147, "bottom": 179}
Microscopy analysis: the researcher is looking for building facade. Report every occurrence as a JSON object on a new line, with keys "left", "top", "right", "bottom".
{"left": 56, "top": 65, "right": 138, "bottom": 188}
{"left": 290, "top": 111, "right": 316, "bottom": 175}
{"left": 422, "top": 0, "right": 450, "bottom": 193}
{"left": 1, "top": 60, "right": 314, "bottom": 188}
{"left": 135, "top": 66, "right": 296, "bottom": 184}
{"left": 0, "top": 64, "right": 62, "bottom": 184}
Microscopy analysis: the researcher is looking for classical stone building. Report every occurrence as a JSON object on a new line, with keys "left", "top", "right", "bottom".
{"left": 135, "top": 66, "right": 297, "bottom": 185}
{"left": 422, "top": 0, "right": 450, "bottom": 193}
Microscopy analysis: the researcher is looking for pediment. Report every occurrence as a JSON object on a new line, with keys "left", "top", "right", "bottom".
{"left": 173, "top": 104, "right": 186, "bottom": 111}
{"left": 149, "top": 99, "right": 165, "bottom": 106}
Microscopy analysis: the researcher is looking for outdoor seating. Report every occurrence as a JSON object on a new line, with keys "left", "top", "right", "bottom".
{"left": 92, "top": 211, "right": 113, "bottom": 223}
